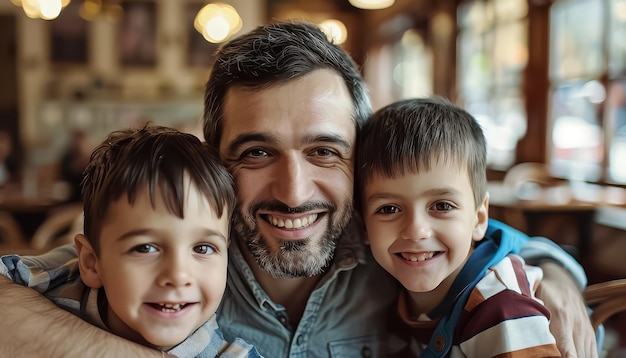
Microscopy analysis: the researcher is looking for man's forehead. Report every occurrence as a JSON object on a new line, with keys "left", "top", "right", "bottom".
{"left": 220, "top": 75, "right": 356, "bottom": 147}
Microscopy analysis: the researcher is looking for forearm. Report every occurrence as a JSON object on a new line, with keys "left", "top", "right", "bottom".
{"left": 520, "top": 236, "right": 587, "bottom": 290}
{"left": 537, "top": 262, "right": 598, "bottom": 357}
{"left": 0, "top": 276, "right": 163, "bottom": 357}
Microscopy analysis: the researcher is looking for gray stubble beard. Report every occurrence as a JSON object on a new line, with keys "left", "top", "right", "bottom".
{"left": 231, "top": 199, "right": 353, "bottom": 278}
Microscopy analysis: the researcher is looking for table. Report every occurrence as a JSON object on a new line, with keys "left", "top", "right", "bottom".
{"left": 488, "top": 181, "right": 598, "bottom": 256}
{"left": 0, "top": 183, "right": 67, "bottom": 239}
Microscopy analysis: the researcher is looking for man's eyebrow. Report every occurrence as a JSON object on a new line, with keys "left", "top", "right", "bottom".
{"left": 225, "top": 132, "right": 352, "bottom": 156}
{"left": 302, "top": 133, "right": 352, "bottom": 152}
{"left": 225, "top": 133, "right": 276, "bottom": 157}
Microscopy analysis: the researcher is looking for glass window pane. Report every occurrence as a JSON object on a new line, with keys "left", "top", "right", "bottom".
{"left": 549, "top": 80, "right": 605, "bottom": 181}
{"left": 550, "top": 0, "right": 605, "bottom": 79}
{"left": 494, "top": 0, "right": 528, "bottom": 22}
{"left": 493, "top": 21, "right": 528, "bottom": 87}
{"left": 609, "top": 0, "right": 626, "bottom": 77}
{"left": 393, "top": 30, "right": 433, "bottom": 99}
{"left": 469, "top": 94, "right": 526, "bottom": 170}
{"left": 458, "top": 1, "right": 492, "bottom": 31}
{"left": 457, "top": 30, "right": 491, "bottom": 100}
{"left": 607, "top": 80, "right": 626, "bottom": 183}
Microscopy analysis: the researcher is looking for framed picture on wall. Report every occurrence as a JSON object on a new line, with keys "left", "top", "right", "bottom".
{"left": 118, "top": 0, "right": 157, "bottom": 66}
{"left": 50, "top": 0, "right": 88, "bottom": 65}
{"left": 186, "top": 2, "right": 219, "bottom": 68}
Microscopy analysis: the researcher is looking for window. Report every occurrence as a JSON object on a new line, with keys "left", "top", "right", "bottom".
{"left": 456, "top": 0, "right": 529, "bottom": 170}
{"left": 364, "top": 18, "right": 433, "bottom": 110}
{"left": 549, "top": 0, "right": 626, "bottom": 184}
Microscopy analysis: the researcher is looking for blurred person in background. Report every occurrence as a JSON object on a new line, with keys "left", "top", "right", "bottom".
{"left": 60, "top": 129, "right": 91, "bottom": 203}
{"left": 0, "top": 128, "right": 19, "bottom": 187}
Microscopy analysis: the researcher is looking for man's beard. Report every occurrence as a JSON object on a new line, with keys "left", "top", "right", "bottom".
{"left": 232, "top": 198, "right": 353, "bottom": 278}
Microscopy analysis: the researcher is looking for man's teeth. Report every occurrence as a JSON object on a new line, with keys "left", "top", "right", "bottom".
{"left": 401, "top": 252, "right": 436, "bottom": 262}
{"left": 267, "top": 214, "right": 318, "bottom": 229}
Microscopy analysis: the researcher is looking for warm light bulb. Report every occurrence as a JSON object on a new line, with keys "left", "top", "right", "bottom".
{"left": 195, "top": 3, "right": 242, "bottom": 43}
{"left": 203, "top": 16, "right": 231, "bottom": 43}
{"left": 39, "top": 0, "right": 62, "bottom": 20}
{"left": 319, "top": 19, "right": 347, "bottom": 44}
{"left": 348, "top": 0, "right": 394, "bottom": 10}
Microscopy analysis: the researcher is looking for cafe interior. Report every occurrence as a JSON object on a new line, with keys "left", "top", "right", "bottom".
{"left": 0, "top": 0, "right": 626, "bottom": 355}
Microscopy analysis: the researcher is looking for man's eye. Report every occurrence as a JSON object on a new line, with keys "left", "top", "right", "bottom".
{"left": 243, "top": 148, "right": 269, "bottom": 158}
{"left": 194, "top": 244, "right": 216, "bottom": 255}
{"left": 376, "top": 205, "right": 400, "bottom": 215}
{"left": 133, "top": 244, "right": 157, "bottom": 254}
{"left": 317, "top": 148, "right": 333, "bottom": 157}
{"left": 315, "top": 148, "right": 335, "bottom": 157}
{"left": 433, "top": 202, "right": 454, "bottom": 212}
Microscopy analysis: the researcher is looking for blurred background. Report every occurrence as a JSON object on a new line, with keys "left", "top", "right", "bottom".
{"left": 0, "top": 0, "right": 625, "bottom": 353}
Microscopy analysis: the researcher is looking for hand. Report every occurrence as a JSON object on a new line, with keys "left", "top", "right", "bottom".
{"left": 538, "top": 261, "right": 598, "bottom": 358}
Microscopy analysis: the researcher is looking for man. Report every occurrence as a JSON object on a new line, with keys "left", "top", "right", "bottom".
{"left": 0, "top": 21, "right": 596, "bottom": 357}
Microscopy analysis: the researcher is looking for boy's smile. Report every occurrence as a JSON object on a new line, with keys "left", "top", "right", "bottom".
{"left": 363, "top": 161, "right": 488, "bottom": 312}
{"left": 77, "top": 178, "right": 230, "bottom": 350}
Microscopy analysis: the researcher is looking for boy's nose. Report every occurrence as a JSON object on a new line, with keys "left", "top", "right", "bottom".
{"left": 158, "top": 253, "right": 193, "bottom": 287}
{"left": 401, "top": 211, "right": 432, "bottom": 241}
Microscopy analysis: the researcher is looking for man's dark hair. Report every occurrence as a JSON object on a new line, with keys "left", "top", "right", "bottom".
{"left": 203, "top": 21, "right": 372, "bottom": 149}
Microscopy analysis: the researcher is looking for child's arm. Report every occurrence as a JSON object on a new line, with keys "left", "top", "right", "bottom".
{"left": 489, "top": 219, "right": 596, "bottom": 356}
{"left": 0, "top": 275, "right": 165, "bottom": 357}
{"left": 457, "top": 258, "right": 561, "bottom": 357}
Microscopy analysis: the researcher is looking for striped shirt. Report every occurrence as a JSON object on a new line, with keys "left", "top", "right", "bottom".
{"left": 0, "top": 252, "right": 262, "bottom": 358}
{"left": 398, "top": 254, "right": 561, "bottom": 357}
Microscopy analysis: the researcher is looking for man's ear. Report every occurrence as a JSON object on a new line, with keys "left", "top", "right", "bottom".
{"left": 74, "top": 234, "right": 103, "bottom": 289}
{"left": 472, "top": 193, "right": 490, "bottom": 242}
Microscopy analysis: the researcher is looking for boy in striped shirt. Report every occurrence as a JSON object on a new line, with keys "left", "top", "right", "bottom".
{"left": 356, "top": 97, "right": 561, "bottom": 357}
{"left": 1, "top": 125, "right": 262, "bottom": 357}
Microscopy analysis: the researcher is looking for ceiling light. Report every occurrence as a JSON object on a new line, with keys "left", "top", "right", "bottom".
{"left": 348, "top": 0, "right": 394, "bottom": 10}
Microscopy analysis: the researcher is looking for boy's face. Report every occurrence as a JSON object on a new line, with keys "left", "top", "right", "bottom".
{"left": 362, "top": 161, "right": 488, "bottom": 295}
{"left": 78, "top": 179, "right": 229, "bottom": 349}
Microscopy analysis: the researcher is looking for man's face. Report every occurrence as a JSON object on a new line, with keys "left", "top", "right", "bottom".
{"left": 219, "top": 69, "right": 356, "bottom": 278}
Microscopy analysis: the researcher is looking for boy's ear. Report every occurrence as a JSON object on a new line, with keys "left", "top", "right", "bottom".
{"left": 74, "top": 234, "right": 103, "bottom": 289}
{"left": 472, "top": 193, "right": 490, "bottom": 242}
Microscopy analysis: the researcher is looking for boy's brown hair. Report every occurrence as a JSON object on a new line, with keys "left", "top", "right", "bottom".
{"left": 81, "top": 124, "right": 235, "bottom": 254}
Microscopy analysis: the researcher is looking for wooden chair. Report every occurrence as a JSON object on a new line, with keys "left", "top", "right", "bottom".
{"left": 0, "top": 211, "right": 25, "bottom": 248}
{"left": 584, "top": 278, "right": 626, "bottom": 332}
{"left": 30, "top": 202, "right": 83, "bottom": 250}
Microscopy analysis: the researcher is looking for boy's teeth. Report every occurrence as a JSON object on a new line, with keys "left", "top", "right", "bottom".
{"left": 401, "top": 252, "right": 436, "bottom": 262}
{"left": 157, "top": 303, "right": 183, "bottom": 311}
{"left": 268, "top": 214, "right": 318, "bottom": 229}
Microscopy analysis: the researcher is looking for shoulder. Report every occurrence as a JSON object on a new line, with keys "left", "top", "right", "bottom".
{"left": 219, "top": 337, "right": 264, "bottom": 358}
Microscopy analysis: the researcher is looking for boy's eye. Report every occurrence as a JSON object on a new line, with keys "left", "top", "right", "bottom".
{"left": 432, "top": 202, "right": 454, "bottom": 212}
{"left": 376, "top": 205, "right": 400, "bottom": 215}
{"left": 194, "top": 244, "right": 216, "bottom": 255}
{"left": 133, "top": 244, "right": 157, "bottom": 254}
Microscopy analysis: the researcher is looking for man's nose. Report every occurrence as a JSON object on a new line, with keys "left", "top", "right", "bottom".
{"left": 271, "top": 153, "right": 315, "bottom": 208}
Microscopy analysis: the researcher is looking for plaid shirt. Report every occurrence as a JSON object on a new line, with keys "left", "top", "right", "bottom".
{"left": 0, "top": 248, "right": 262, "bottom": 358}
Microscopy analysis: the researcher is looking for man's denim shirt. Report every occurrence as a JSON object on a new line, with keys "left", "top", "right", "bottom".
{"left": 216, "top": 219, "right": 403, "bottom": 358}
{"left": 215, "top": 219, "right": 587, "bottom": 358}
